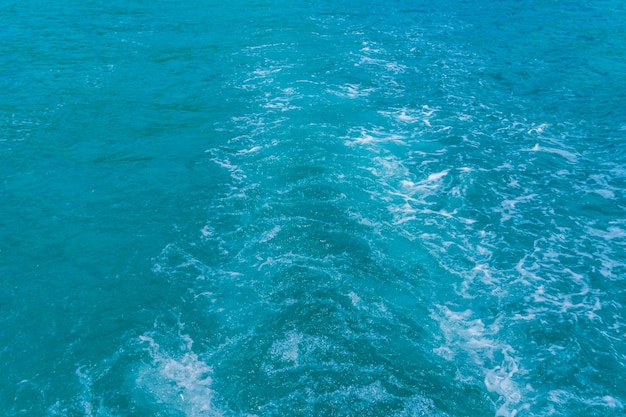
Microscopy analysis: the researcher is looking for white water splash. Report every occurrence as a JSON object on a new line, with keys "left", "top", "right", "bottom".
{"left": 137, "top": 334, "right": 224, "bottom": 417}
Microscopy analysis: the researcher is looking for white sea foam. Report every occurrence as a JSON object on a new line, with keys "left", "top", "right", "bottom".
{"left": 200, "top": 225, "right": 214, "bottom": 238}
{"left": 601, "top": 396, "right": 624, "bottom": 408}
{"left": 548, "top": 390, "right": 624, "bottom": 411}
{"left": 329, "top": 83, "right": 376, "bottom": 98}
{"left": 485, "top": 357, "right": 527, "bottom": 417}
{"left": 75, "top": 366, "right": 95, "bottom": 417}
{"left": 261, "top": 89, "right": 301, "bottom": 112}
{"left": 259, "top": 225, "right": 281, "bottom": 243}
{"left": 527, "top": 123, "right": 549, "bottom": 134}
{"left": 363, "top": 155, "right": 410, "bottom": 186}
{"left": 269, "top": 330, "right": 303, "bottom": 365}
{"left": 347, "top": 291, "right": 361, "bottom": 307}
{"left": 137, "top": 334, "right": 224, "bottom": 417}
{"left": 344, "top": 127, "right": 407, "bottom": 147}
{"left": 432, "top": 305, "right": 528, "bottom": 417}
{"left": 528, "top": 143, "right": 578, "bottom": 162}
{"left": 587, "top": 225, "right": 626, "bottom": 241}
{"left": 498, "top": 194, "right": 538, "bottom": 222}
{"left": 357, "top": 56, "right": 408, "bottom": 74}
{"left": 237, "top": 145, "right": 262, "bottom": 155}
{"left": 263, "top": 330, "right": 335, "bottom": 377}
{"left": 209, "top": 156, "right": 246, "bottom": 181}
{"left": 378, "top": 105, "right": 439, "bottom": 127}
{"left": 396, "top": 108, "right": 417, "bottom": 123}
{"left": 244, "top": 43, "right": 286, "bottom": 51}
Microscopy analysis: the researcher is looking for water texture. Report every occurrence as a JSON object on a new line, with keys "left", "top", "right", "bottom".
{"left": 1, "top": 1, "right": 625, "bottom": 416}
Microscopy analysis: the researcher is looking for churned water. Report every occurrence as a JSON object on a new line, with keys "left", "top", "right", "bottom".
{"left": 2, "top": 1, "right": 625, "bottom": 416}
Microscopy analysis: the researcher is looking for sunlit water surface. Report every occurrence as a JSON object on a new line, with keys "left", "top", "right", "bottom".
{"left": 2, "top": 1, "right": 626, "bottom": 416}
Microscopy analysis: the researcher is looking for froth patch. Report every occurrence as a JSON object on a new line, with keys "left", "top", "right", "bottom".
{"left": 344, "top": 128, "right": 407, "bottom": 147}
{"left": 528, "top": 143, "right": 578, "bottom": 162}
{"left": 136, "top": 335, "right": 224, "bottom": 417}
{"left": 548, "top": 390, "right": 624, "bottom": 411}
{"left": 329, "top": 83, "right": 376, "bottom": 98}
{"left": 432, "top": 306, "right": 527, "bottom": 417}
{"left": 259, "top": 225, "right": 281, "bottom": 243}
{"left": 268, "top": 330, "right": 304, "bottom": 366}
{"left": 378, "top": 105, "right": 439, "bottom": 126}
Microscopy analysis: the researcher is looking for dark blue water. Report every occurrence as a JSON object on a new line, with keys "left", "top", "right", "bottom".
{"left": 2, "top": 1, "right": 625, "bottom": 415}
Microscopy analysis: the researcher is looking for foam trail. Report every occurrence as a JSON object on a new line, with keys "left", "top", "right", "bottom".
{"left": 136, "top": 334, "right": 225, "bottom": 417}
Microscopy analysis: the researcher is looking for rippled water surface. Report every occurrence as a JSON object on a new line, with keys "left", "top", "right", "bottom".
{"left": 2, "top": 1, "right": 626, "bottom": 416}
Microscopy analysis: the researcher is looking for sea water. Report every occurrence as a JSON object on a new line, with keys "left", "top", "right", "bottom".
{"left": 1, "top": 0, "right": 625, "bottom": 416}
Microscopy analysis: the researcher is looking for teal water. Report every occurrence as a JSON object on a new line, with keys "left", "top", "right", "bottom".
{"left": 2, "top": 1, "right": 626, "bottom": 415}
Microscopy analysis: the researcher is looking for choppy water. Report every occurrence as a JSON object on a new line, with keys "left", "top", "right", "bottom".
{"left": 2, "top": 1, "right": 626, "bottom": 416}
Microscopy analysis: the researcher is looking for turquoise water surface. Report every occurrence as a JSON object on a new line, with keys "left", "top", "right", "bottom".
{"left": 2, "top": 1, "right": 626, "bottom": 416}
